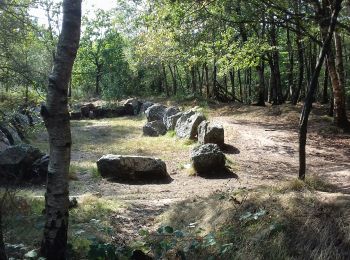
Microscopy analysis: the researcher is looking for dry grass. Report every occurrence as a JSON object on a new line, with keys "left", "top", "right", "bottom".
{"left": 153, "top": 186, "right": 350, "bottom": 259}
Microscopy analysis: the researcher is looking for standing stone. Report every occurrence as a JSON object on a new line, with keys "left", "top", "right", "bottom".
{"left": 0, "top": 130, "right": 10, "bottom": 152}
{"left": 190, "top": 144, "right": 226, "bottom": 175}
{"left": 164, "top": 112, "right": 183, "bottom": 131}
{"left": 140, "top": 101, "right": 154, "bottom": 113}
{"left": 123, "top": 98, "right": 142, "bottom": 115}
{"left": 198, "top": 121, "right": 225, "bottom": 146}
{"left": 175, "top": 111, "right": 206, "bottom": 139}
{"left": 0, "top": 123, "right": 22, "bottom": 145}
{"left": 0, "top": 144, "right": 44, "bottom": 182}
{"left": 81, "top": 103, "right": 95, "bottom": 118}
{"left": 97, "top": 155, "right": 169, "bottom": 182}
{"left": 145, "top": 104, "right": 167, "bottom": 122}
{"left": 143, "top": 120, "right": 167, "bottom": 137}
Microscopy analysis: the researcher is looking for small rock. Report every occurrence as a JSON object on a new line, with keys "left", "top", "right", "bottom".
{"left": 143, "top": 120, "right": 167, "bottom": 137}
{"left": 0, "top": 144, "right": 44, "bottom": 183}
{"left": 140, "top": 101, "right": 154, "bottom": 114}
{"left": 145, "top": 104, "right": 167, "bottom": 122}
{"left": 175, "top": 110, "right": 206, "bottom": 139}
{"left": 0, "top": 130, "right": 10, "bottom": 152}
{"left": 164, "top": 112, "right": 183, "bottom": 131}
{"left": 191, "top": 144, "right": 226, "bottom": 175}
{"left": 198, "top": 121, "right": 225, "bottom": 146}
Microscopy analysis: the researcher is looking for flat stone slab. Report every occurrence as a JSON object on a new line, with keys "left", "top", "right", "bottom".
{"left": 97, "top": 155, "right": 170, "bottom": 182}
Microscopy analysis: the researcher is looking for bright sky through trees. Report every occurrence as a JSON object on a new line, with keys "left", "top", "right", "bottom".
{"left": 29, "top": 0, "right": 117, "bottom": 25}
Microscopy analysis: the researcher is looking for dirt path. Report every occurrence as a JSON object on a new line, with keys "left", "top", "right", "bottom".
{"left": 65, "top": 108, "right": 349, "bottom": 244}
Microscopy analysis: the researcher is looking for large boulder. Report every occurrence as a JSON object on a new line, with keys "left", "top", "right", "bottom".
{"left": 143, "top": 120, "right": 167, "bottom": 137}
{"left": 81, "top": 103, "right": 95, "bottom": 118}
{"left": 97, "top": 155, "right": 169, "bottom": 182}
{"left": 140, "top": 101, "right": 154, "bottom": 114}
{"left": 0, "top": 130, "right": 10, "bottom": 152}
{"left": 190, "top": 144, "right": 226, "bottom": 175}
{"left": 0, "top": 123, "right": 22, "bottom": 145}
{"left": 92, "top": 106, "right": 134, "bottom": 119}
{"left": 145, "top": 104, "right": 167, "bottom": 122}
{"left": 0, "top": 144, "right": 44, "bottom": 182}
{"left": 164, "top": 112, "right": 183, "bottom": 131}
{"left": 70, "top": 111, "right": 82, "bottom": 120}
{"left": 175, "top": 111, "right": 206, "bottom": 139}
{"left": 163, "top": 107, "right": 180, "bottom": 127}
{"left": 123, "top": 98, "right": 142, "bottom": 115}
{"left": 32, "top": 154, "right": 49, "bottom": 181}
{"left": 198, "top": 121, "right": 225, "bottom": 146}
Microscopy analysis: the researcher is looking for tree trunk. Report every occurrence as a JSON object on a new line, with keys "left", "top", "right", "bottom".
{"left": 168, "top": 64, "right": 177, "bottom": 95}
{"left": 322, "top": 63, "right": 329, "bottom": 104}
{"left": 229, "top": 69, "right": 235, "bottom": 99}
{"left": 333, "top": 31, "right": 349, "bottom": 128}
{"left": 162, "top": 64, "right": 169, "bottom": 97}
{"left": 299, "top": 0, "right": 341, "bottom": 180}
{"left": 0, "top": 207, "right": 7, "bottom": 260}
{"left": 256, "top": 62, "right": 265, "bottom": 106}
{"left": 40, "top": 0, "right": 82, "bottom": 259}
{"left": 205, "top": 63, "right": 210, "bottom": 98}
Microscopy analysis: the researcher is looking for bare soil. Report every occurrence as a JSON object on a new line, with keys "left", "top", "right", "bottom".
{"left": 32, "top": 103, "right": 350, "bottom": 245}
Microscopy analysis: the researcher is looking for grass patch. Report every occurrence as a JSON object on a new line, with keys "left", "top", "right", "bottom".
{"left": 143, "top": 188, "right": 350, "bottom": 259}
{"left": 282, "top": 175, "right": 336, "bottom": 192}
{"left": 2, "top": 192, "right": 124, "bottom": 259}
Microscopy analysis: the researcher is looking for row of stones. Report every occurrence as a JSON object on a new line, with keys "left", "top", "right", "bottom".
{"left": 0, "top": 110, "right": 49, "bottom": 184}
{"left": 142, "top": 104, "right": 224, "bottom": 146}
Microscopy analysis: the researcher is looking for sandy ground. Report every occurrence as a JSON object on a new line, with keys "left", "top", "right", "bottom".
{"left": 29, "top": 103, "right": 350, "bottom": 245}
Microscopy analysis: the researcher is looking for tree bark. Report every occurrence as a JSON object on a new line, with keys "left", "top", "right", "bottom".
{"left": 256, "top": 62, "right": 266, "bottom": 106}
{"left": 299, "top": 0, "right": 342, "bottom": 180}
{"left": 0, "top": 207, "right": 6, "bottom": 260}
{"left": 322, "top": 62, "right": 329, "bottom": 104}
{"left": 333, "top": 31, "right": 349, "bottom": 128}
{"left": 40, "top": 0, "right": 82, "bottom": 259}
{"left": 162, "top": 64, "right": 169, "bottom": 97}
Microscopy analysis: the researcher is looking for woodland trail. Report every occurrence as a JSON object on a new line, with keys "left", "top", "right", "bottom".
{"left": 65, "top": 106, "right": 350, "bottom": 244}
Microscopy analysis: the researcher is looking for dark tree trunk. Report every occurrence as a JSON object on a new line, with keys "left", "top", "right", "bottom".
{"left": 322, "top": 63, "right": 329, "bottom": 104}
{"left": 292, "top": 33, "right": 304, "bottom": 105}
{"left": 162, "top": 64, "right": 169, "bottom": 97}
{"left": 168, "top": 65, "right": 177, "bottom": 95}
{"left": 238, "top": 69, "right": 243, "bottom": 100}
{"left": 229, "top": 69, "right": 235, "bottom": 100}
{"left": 40, "top": 0, "right": 82, "bottom": 259}
{"left": 332, "top": 31, "right": 349, "bottom": 128}
{"left": 256, "top": 62, "right": 266, "bottom": 106}
{"left": 0, "top": 208, "right": 7, "bottom": 260}
{"left": 286, "top": 22, "right": 294, "bottom": 101}
{"left": 299, "top": 0, "right": 341, "bottom": 180}
{"left": 205, "top": 63, "right": 210, "bottom": 98}
{"left": 191, "top": 66, "right": 197, "bottom": 94}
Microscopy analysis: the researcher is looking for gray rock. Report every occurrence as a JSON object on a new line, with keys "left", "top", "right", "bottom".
{"left": 32, "top": 154, "right": 49, "bottom": 180}
{"left": 81, "top": 103, "right": 95, "bottom": 118}
{"left": 191, "top": 144, "right": 226, "bottom": 175}
{"left": 145, "top": 104, "right": 167, "bottom": 122}
{"left": 143, "top": 120, "right": 167, "bottom": 137}
{"left": 140, "top": 101, "right": 154, "bottom": 114}
{"left": 175, "top": 111, "right": 206, "bottom": 139}
{"left": 0, "top": 123, "right": 22, "bottom": 145}
{"left": 163, "top": 107, "right": 180, "bottom": 127}
{"left": 123, "top": 98, "right": 141, "bottom": 115}
{"left": 164, "top": 112, "right": 183, "bottom": 131}
{"left": 198, "top": 121, "right": 225, "bottom": 146}
{"left": 0, "top": 130, "right": 10, "bottom": 152}
{"left": 0, "top": 144, "right": 44, "bottom": 182}
{"left": 97, "top": 155, "right": 169, "bottom": 182}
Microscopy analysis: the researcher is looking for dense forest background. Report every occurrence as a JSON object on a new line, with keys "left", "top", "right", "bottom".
{"left": 1, "top": 0, "right": 349, "bottom": 122}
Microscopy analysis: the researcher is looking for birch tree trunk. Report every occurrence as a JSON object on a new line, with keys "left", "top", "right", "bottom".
{"left": 40, "top": 0, "right": 82, "bottom": 259}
